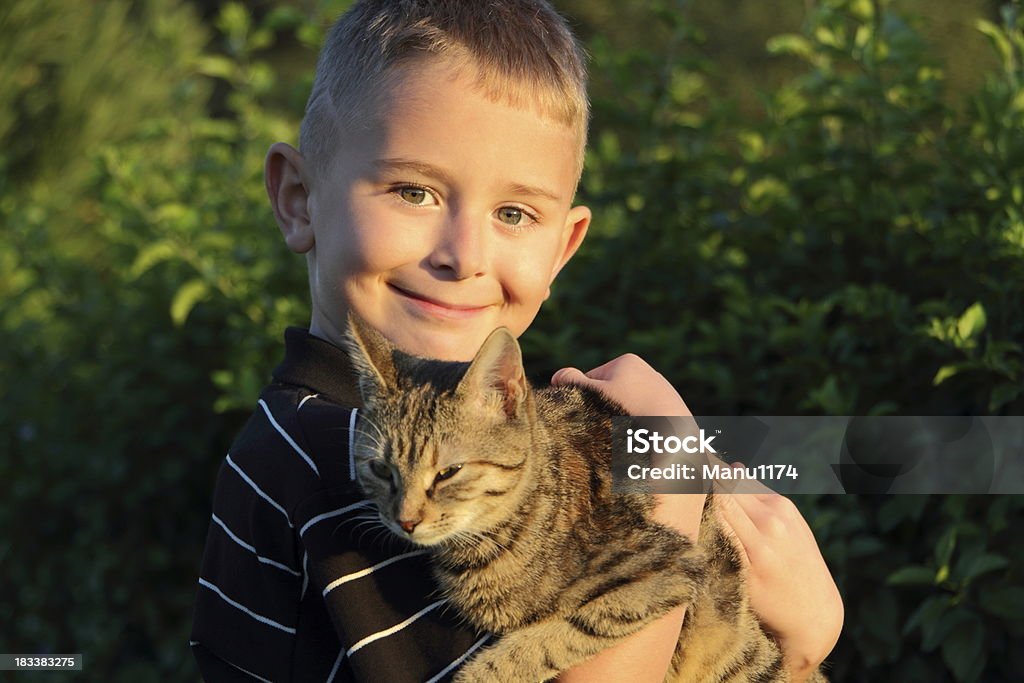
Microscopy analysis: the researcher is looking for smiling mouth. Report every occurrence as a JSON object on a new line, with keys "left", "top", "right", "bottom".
{"left": 388, "top": 283, "right": 495, "bottom": 317}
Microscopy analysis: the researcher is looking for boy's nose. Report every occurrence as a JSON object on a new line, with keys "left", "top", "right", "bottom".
{"left": 429, "top": 210, "right": 487, "bottom": 279}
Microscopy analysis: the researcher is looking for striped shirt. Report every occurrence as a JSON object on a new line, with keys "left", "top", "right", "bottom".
{"left": 191, "top": 328, "right": 488, "bottom": 682}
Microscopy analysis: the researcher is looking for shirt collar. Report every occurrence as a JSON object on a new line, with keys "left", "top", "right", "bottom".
{"left": 272, "top": 327, "right": 363, "bottom": 408}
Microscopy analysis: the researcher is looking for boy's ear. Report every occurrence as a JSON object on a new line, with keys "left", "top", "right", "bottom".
{"left": 343, "top": 313, "right": 399, "bottom": 405}
{"left": 456, "top": 328, "right": 529, "bottom": 420}
{"left": 265, "top": 142, "right": 314, "bottom": 254}
{"left": 545, "top": 204, "right": 590, "bottom": 300}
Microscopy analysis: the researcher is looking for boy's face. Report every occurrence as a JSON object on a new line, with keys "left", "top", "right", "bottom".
{"left": 269, "top": 58, "right": 589, "bottom": 361}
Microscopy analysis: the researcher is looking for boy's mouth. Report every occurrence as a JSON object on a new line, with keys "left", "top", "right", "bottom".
{"left": 387, "top": 283, "right": 495, "bottom": 319}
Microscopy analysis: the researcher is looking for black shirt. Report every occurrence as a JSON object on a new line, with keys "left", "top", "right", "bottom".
{"left": 191, "top": 328, "right": 486, "bottom": 682}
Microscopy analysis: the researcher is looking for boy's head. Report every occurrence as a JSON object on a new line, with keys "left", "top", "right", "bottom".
{"left": 300, "top": 0, "right": 589, "bottom": 178}
{"left": 266, "top": 0, "right": 592, "bottom": 362}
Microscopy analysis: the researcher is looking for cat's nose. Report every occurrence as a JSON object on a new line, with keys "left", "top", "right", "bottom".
{"left": 399, "top": 518, "right": 420, "bottom": 533}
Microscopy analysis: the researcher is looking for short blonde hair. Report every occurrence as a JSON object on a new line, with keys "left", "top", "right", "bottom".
{"left": 299, "top": 0, "right": 589, "bottom": 178}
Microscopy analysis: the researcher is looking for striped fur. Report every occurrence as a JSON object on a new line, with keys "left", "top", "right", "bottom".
{"left": 345, "top": 319, "right": 828, "bottom": 682}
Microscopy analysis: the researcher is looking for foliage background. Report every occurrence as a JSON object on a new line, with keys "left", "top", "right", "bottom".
{"left": 1, "top": 0, "right": 1023, "bottom": 680}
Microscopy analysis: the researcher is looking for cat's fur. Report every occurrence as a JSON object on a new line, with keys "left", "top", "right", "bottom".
{"left": 344, "top": 318, "right": 828, "bottom": 683}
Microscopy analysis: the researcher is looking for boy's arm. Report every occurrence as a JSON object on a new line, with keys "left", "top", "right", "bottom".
{"left": 552, "top": 357, "right": 705, "bottom": 682}
{"left": 551, "top": 357, "right": 841, "bottom": 681}
{"left": 556, "top": 492, "right": 704, "bottom": 682}
{"left": 191, "top": 443, "right": 311, "bottom": 683}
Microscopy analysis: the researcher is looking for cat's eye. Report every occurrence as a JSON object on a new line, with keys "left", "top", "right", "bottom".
{"left": 434, "top": 464, "right": 463, "bottom": 483}
{"left": 369, "top": 460, "right": 392, "bottom": 480}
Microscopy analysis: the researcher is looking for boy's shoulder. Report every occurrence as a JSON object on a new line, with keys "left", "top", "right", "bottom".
{"left": 223, "top": 327, "right": 365, "bottom": 513}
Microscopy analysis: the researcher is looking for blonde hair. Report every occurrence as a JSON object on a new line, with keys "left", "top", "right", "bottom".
{"left": 299, "top": 0, "right": 589, "bottom": 178}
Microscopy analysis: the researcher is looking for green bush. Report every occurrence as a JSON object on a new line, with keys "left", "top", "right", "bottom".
{"left": 0, "top": 1, "right": 1021, "bottom": 681}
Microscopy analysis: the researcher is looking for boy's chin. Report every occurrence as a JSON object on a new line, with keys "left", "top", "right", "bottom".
{"left": 385, "top": 324, "right": 493, "bottom": 363}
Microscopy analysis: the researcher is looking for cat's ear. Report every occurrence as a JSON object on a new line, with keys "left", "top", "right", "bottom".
{"left": 343, "top": 313, "right": 398, "bottom": 405}
{"left": 457, "top": 328, "right": 529, "bottom": 419}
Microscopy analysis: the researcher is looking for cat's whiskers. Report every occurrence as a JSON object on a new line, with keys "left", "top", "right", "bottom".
{"left": 355, "top": 414, "right": 387, "bottom": 447}
{"left": 352, "top": 428, "right": 384, "bottom": 454}
{"left": 348, "top": 517, "right": 389, "bottom": 538}
{"left": 333, "top": 512, "right": 381, "bottom": 530}
{"left": 450, "top": 528, "right": 509, "bottom": 560}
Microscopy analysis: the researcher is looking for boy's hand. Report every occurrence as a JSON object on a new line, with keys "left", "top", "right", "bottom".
{"left": 551, "top": 355, "right": 702, "bottom": 540}
{"left": 552, "top": 354, "right": 691, "bottom": 417}
{"left": 713, "top": 464, "right": 844, "bottom": 680}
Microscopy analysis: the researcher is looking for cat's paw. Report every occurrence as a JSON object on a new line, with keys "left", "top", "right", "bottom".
{"left": 453, "top": 627, "right": 563, "bottom": 683}
{"left": 452, "top": 654, "right": 502, "bottom": 683}
{"left": 453, "top": 648, "right": 519, "bottom": 683}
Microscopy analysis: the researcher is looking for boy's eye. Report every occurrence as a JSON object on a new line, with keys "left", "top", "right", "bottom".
{"left": 434, "top": 464, "right": 463, "bottom": 483}
{"left": 497, "top": 207, "right": 524, "bottom": 225}
{"left": 397, "top": 186, "right": 433, "bottom": 205}
{"left": 369, "top": 460, "right": 392, "bottom": 480}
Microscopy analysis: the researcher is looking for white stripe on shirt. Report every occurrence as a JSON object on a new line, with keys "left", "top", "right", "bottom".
{"left": 301, "top": 550, "right": 310, "bottom": 600}
{"left": 211, "top": 514, "right": 301, "bottom": 577}
{"left": 198, "top": 578, "right": 297, "bottom": 634}
{"left": 190, "top": 641, "right": 275, "bottom": 683}
{"left": 298, "top": 500, "right": 374, "bottom": 538}
{"left": 259, "top": 398, "right": 320, "bottom": 477}
{"left": 225, "top": 454, "right": 293, "bottom": 528}
{"left": 348, "top": 408, "right": 358, "bottom": 481}
{"left": 298, "top": 393, "right": 319, "bottom": 411}
{"left": 322, "top": 550, "right": 430, "bottom": 597}
{"left": 424, "top": 634, "right": 493, "bottom": 683}
{"left": 346, "top": 599, "right": 447, "bottom": 657}
{"left": 326, "top": 647, "right": 345, "bottom": 683}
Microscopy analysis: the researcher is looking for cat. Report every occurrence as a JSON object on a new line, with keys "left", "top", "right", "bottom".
{"left": 344, "top": 317, "right": 828, "bottom": 683}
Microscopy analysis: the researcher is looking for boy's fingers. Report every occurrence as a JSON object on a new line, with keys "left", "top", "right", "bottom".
{"left": 552, "top": 356, "right": 641, "bottom": 386}
{"left": 713, "top": 494, "right": 754, "bottom": 568}
{"left": 710, "top": 459, "right": 776, "bottom": 496}
{"left": 551, "top": 367, "right": 588, "bottom": 386}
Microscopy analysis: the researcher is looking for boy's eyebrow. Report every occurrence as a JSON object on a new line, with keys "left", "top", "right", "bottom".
{"left": 503, "top": 182, "right": 562, "bottom": 204}
{"left": 374, "top": 158, "right": 456, "bottom": 186}
{"left": 374, "top": 158, "right": 562, "bottom": 203}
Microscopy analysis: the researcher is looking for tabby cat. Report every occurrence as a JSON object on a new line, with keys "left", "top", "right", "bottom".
{"left": 344, "top": 318, "right": 828, "bottom": 683}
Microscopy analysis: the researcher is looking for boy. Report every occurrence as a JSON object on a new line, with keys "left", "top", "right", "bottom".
{"left": 191, "top": 1, "right": 842, "bottom": 681}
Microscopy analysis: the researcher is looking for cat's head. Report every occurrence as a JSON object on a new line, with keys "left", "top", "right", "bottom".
{"left": 344, "top": 315, "right": 537, "bottom": 547}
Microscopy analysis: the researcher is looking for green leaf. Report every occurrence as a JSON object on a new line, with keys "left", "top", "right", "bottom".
{"left": 847, "top": 535, "right": 885, "bottom": 557}
{"left": 933, "top": 364, "right": 962, "bottom": 386}
{"left": 217, "top": 2, "right": 251, "bottom": 43}
{"left": 977, "top": 585, "right": 1024, "bottom": 619}
{"left": 956, "top": 302, "right": 986, "bottom": 341}
{"left": 887, "top": 565, "right": 935, "bottom": 586}
{"left": 941, "top": 616, "right": 986, "bottom": 682}
{"left": 903, "top": 595, "right": 948, "bottom": 636}
{"left": 935, "top": 527, "right": 957, "bottom": 567}
{"left": 766, "top": 34, "right": 814, "bottom": 60}
{"left": 195, "top": 55, "right": 237, "bottom": 81}
{"left": 976, "top": 19, "right": 1013, "bottom": 66}
{"left": 923, "top": 608, "right": 973, "bottom": 652}
{"left": 130, "top": 240, "right": 180, "bottom": 279}
{"left": 851, "top": 0, "right": 874, "bottom": 21}
{"left": 962, "top": 553, "right": 1009, "bottom": 580}
{"left": 989, "top": 382, "right": 1024, "bottom": 412}
{"left": 170, "top": 279, "right": 209, "bottom": 326}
